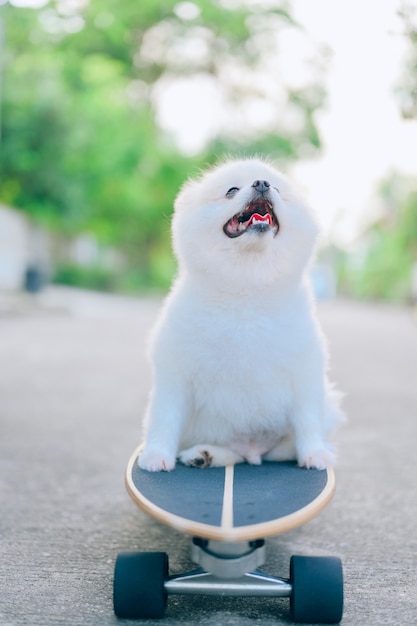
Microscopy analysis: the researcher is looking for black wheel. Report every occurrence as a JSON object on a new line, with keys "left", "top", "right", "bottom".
{"left": 290, "top": 555, "right": 343, "bottom": 624}
{"left": 113, "top": 551, "right": 168, "bottom": 619}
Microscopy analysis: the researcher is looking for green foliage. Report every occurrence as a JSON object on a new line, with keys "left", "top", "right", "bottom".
{"left": 0, "top": 0, "right": 325, "bottom": 292}
{"left": 338, "top": 175, "right": 417, "bottom": 303}
{"left": 53, "top": 263, "right": 118, "bottom": 292}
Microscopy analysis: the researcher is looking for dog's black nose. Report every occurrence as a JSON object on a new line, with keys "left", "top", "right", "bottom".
{"left": 252, "top": 180, "right": 270, "bottom": 193}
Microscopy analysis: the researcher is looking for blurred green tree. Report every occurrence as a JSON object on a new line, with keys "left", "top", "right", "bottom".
{"left": 338, "top": 174, "right": 417, "bottom": 302}
{"left": 0, "top": 0, "right": 326, "bottom": 290}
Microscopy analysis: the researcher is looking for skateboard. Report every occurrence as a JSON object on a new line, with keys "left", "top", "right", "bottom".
{"left": 113, "top": 446, "right": 344, "bottom": 623}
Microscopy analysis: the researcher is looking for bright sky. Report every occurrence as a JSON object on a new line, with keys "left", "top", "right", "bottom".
{"left": 290, "top": 0, "right": 417, "bottom": 245}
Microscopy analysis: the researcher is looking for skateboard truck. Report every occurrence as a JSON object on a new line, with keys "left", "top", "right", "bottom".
{"left": 166, "top": 538, "right": 292, "bottom": 597}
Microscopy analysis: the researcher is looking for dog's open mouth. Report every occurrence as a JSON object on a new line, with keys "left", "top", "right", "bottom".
{"left": 223, "top": 198, "right": 279, "bottom": 238}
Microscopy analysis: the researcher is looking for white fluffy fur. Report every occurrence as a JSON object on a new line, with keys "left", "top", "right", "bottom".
{"left": 139, "top": 158, "right": 343, "bottom": 472}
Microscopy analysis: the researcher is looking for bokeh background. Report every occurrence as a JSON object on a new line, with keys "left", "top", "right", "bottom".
{"left": 1, "top": 0, "right": 417, "bottom": 302}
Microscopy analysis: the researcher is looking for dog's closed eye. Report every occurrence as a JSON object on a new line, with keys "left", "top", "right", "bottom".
{"left": 226, "top": 187, "right": 239, "bottom": 198}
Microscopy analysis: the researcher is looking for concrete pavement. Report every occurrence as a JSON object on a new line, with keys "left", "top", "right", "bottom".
{"left": 1, "top": 287, "right": 416, "bottom": 625}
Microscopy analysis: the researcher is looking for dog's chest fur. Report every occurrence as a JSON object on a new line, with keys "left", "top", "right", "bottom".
{"left": 153, "top": 282, "right": 320, "bottom": 446}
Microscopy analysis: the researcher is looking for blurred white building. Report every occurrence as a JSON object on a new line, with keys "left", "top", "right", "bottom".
{"left": 0, "top": 204, "right": 51, "bottom": 291}
{"left": 0, "top": 204, "right": 124, "bottom": 293}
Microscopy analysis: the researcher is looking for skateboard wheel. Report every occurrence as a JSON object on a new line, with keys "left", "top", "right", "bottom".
{"left": 290, "top": 555, "right": 343, "bottom": 624}
{"left": 113, "top": 551, "right": 168, "bottom": 619}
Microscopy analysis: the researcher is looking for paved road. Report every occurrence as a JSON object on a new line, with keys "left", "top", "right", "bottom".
{"left": 1, "top": 288, "right": 416, "bottom": 625}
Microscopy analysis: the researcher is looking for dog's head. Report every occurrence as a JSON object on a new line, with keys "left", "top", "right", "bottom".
{"left": 172, "top": 158, "right": 319, "bottom": 290}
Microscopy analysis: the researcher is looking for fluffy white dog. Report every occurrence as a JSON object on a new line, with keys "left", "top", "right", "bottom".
{"left": 139, "top": 158, "right": 342, "bottom": 472}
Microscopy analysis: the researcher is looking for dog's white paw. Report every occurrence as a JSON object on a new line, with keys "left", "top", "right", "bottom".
{"left": 298, "top": 447, "right": 335, "bottom": 470}
{"left": 138, "top": 447, "right": 176, "bottom": 472}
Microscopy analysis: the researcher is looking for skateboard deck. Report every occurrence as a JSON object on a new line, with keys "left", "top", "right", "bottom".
{"left": 126, "top": 446, "right": 336, "bottom": 542}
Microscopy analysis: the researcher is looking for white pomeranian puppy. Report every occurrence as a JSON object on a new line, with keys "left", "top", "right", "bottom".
{"left": 139, "top": 158, "right": 342, "bottom": 472}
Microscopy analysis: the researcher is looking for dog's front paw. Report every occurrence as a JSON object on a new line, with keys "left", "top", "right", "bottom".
{"left": 138, "top": 446, "right": 176, "bottom": 472}
{"left": 298, "top": 448, "right": 335, "bottom": 470}
{"left": 178, "top": 446, "right": 213, "bottom": 468}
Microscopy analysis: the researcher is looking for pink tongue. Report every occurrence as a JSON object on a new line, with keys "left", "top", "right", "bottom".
{"left": 248, "top": 212, "right": 272, "bottom": 226}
